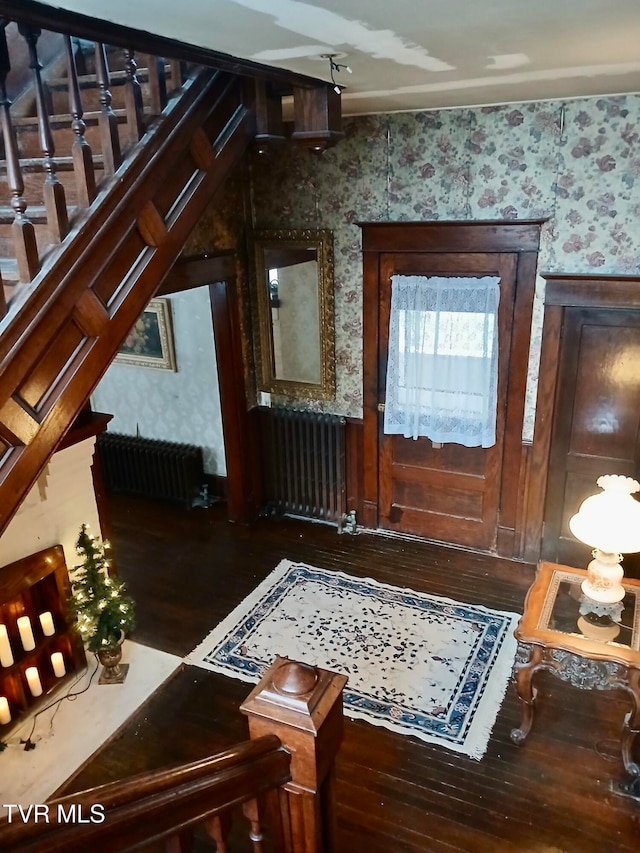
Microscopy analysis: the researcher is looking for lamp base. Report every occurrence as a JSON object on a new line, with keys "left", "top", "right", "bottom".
{"left": 576, "top": 614, "right": 621, "bottom": 643}
{"left": 579, "top": 596, "right": 624, "bottom": 622}
{"left": 580, "top": 550, "right": 625, "bottom": 604}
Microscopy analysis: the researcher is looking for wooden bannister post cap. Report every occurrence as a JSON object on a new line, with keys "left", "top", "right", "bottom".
{"left": 240, "top": 655, "right": 347, "bottom": 735}
{"left": 241, "top": 656, "right": 347, "bottom": 793}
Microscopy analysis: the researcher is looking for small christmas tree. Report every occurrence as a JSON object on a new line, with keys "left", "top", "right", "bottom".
{"left": 68, "top": 524, "right": 135, "bottom": 653}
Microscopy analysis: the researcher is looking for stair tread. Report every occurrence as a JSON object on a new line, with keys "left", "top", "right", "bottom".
{"left": 0, "top": 259, "right": 20, "bottom": 283}
{"left": 0, "top": 204, "right": 78, "bottom": 224}
{"left": 13, "top": 108, "right": 129, "bottom": 128}
{"left": 0, "top": 155, "right": 105, "bottom": 173}
{"left": 45, "top": 66, "right": 172, "bottom": 91}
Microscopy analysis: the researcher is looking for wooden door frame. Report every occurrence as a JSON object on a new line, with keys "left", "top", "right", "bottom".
{"left": 361, "top": 220, "right": 543, "bottom": 557}
{"left": 159, "top": 254, "right": 263, "bottom": 523}
{"left": 522, "top": 273, "right": 640, "bottom": 563}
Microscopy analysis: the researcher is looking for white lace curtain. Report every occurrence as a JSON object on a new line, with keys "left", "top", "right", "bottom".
{"left": 383, "top": 275, "right": 501, "bottom": 447}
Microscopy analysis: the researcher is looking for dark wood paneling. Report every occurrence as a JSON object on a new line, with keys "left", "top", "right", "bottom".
{"left": 344, "top": 418, "right": 364, "bottom": 521}
{"left": 360, "top": 221, "right": 545, "bottom": 254}
{"left": 361, "top": 250, "right": 381, "bottom": 530}
{"left": 392, "top": 437, "right": 485, "bottom": 475}
{"left": 209, "top": 278, "right": 262, "bottom": 523}
{"left": 498, "top": 250, "right": 538, "bottom": 541}
{"left": 158, "top": 255, "right": 236, "bottom": 296}
{"left": 361, "top": 222, "right": 541, "bottom": 556}
{"left": 542, "top": 307, "right": 640, "bottom": 568}
{"left": 525, "top": 273, "right": 640, "bottom": 564}
{"left": 522, "top": 305, "right": 563, "bottom": 562}
{"left": 543, "top": 275, "right": 640, "bottom": 307}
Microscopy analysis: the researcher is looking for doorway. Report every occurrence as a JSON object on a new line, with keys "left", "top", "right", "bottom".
{"left": 361, "top": 221, "right": 542, "bottom": 555}
{"left": 536, "top": 276, "right": 640, "bottom": 574}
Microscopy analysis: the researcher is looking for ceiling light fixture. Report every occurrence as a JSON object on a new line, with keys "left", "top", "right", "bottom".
{"left": 321, "top": 53, "right": 351, "bottom": 95}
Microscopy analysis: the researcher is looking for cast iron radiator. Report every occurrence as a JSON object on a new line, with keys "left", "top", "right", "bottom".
{"left": 263, "top": 408, "right": 347, "bottom": 527}
{"left": 96, "top": 432, "right": 204, "bottom": 509}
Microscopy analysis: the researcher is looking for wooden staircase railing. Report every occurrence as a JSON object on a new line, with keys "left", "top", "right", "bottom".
{"left": 0, "top": 658, "right": 348, "bottom": 853}
{"left": 0, "top": 25, "right": 255, "bottom": 536}
{"left": 0, "top": 10, "right": 343, "bottom": 540}
{"left": 0, "top": 21, "right": 183, "bottom": 308}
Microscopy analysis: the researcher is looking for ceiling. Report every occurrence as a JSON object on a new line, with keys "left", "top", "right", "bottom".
{"left": 39, "top": 0, "right": 640, "bottom": 115}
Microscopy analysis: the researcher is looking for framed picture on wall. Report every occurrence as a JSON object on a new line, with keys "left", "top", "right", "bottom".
{"left": 115, "top": 298, "right": 177, "bottom": 371}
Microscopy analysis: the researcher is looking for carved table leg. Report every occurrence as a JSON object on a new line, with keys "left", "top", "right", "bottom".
{"left": 510, "top": 643, "right": 544, "bottom": 745}
{"left": 620, "top": 668, "right": 640, "bottom": 779}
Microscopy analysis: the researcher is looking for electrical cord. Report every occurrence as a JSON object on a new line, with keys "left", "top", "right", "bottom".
{"left": 5, "top": 655, "right": 101, "bottom": 752}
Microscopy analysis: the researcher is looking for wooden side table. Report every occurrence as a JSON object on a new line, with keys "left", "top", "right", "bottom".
{"left": 511, "top": 561, "right": 640, "bottom": 782}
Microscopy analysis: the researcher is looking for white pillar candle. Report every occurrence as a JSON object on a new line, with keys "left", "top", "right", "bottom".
{"left": 51, "top": 652, "right": 66, "bottom": 678}
{"left": 0, "top": 696, "right": 10, "bottom": 725}
{"left": 25, "top": 666, "right": 42, "bottom": 697}
{"left": 39, "top": 612, "right": 55, "bottom": 637}
{"left": 17, "top": 616, "right": 35, "bottom": 652}
{"left": 0, "top": 625, "right": 13, "bottom": 667}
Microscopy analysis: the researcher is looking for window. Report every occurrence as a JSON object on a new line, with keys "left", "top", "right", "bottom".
{"left": 383, "top": 275, "right": 500, "bottom": 447}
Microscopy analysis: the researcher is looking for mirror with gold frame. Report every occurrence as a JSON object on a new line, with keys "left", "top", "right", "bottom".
{"left": 254, "top": 228, "right": 335, "bottom": 401}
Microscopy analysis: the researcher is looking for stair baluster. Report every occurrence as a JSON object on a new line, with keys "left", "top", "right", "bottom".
{"left": 18, "top": 24, "right": 69, "bottom": 243}
{"left": 145, "top": 54, "right": 168, "bottom": 115}
{"left": 94, "top": 42, "right": 122, "bottom": 175}
{"left": 123, "top": 48, "right": 144, "bottom": 143}
{"left": 0, "top": 27, "right": 39, "bottom": 282}
{"left": 64, "top": 35, "right": 96, "bottom": 207}
{"left": 169, "top": 58, "right": 184, "bottom": 92}
{"left": 0, "top": 268, "right": 6, "bottom": 319}
{"left": 243, "top": 798, "right": 267, "bottom": 852}
{"left": 163, "top": 828, "right": 194, "bottom": 851}
{"left": 205, "top": 813, "right": 231, "bottom": 851}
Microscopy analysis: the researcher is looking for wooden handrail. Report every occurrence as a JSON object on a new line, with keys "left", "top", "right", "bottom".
{"left": 0, "top": 658, "right": 347, "bottom": 853}
{"left": 0, "top": 735, "right": 292, "bottom": 852}
{"left": 0, "top": 21, "right": 196, "bottom": 300}
{"left": 0, "top": 65, "right": 252, "bottom": 537}
{"left": 0, "top": 9, "right": 341, "bottom": 542}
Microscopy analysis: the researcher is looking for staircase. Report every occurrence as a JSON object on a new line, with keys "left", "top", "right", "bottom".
{"left": 0, "top": 21, "right": 256, "bottom": 534}
{"left": 0, "top": 656, "right": 347, "bottom": 852}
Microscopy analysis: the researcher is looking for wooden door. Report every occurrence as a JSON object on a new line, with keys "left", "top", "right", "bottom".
{"left": 541, "top": 306, "right": 640, "bottom": 571}
{"left": 377, "top": 251, "right": 517, "bottom": 550}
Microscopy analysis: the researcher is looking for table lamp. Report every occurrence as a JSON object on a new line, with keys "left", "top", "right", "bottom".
{"left": 568, "top": 475, "right": 640, "bottom": 604}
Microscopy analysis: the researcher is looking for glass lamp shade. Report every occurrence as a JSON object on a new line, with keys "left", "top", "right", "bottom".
{"left": 568, "top": 475, "right": 640, "bottom": 604}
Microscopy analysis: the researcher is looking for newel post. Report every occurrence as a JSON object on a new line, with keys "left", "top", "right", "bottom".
{"left": 240, "top": 656, "right": 347, "bottom": 853}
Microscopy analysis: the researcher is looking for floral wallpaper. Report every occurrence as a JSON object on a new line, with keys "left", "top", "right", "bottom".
{"left": 251, "top": 94, "right": 640, "bottom": 439}
{"left": 91, "top": 286, "right": 226, "bottom": 476}
{"left": 90, "top": 93, "right": 640, "bottom": 472}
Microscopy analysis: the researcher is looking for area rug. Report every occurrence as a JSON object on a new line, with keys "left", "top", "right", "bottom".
{"left": 186, "top": 559, "right": 519, "bottom": 759}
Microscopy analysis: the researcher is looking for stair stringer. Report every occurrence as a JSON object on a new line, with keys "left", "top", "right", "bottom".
{"left": 0, "top": 67, "right": 255, "bottom": 533}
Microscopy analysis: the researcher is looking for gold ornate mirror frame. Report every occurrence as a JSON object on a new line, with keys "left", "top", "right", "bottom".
{"left": 254, "top": 228, "right": 335, "bottom": 401}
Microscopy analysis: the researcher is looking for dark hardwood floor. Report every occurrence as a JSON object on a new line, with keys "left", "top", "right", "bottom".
{"left": 58, "top": 495, "right": 640, "bottom": 852}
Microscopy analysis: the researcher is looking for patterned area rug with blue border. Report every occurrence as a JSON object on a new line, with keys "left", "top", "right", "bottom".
{"left": 186, "top": 559, "right": 519, "bottom": 759}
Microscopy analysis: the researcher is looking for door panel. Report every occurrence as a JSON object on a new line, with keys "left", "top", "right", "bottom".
{"left": 542, "top": 308, "right": 640, "bottom": 572}
{"left": 377, "top": 252, "right": 517, "bottom": 550}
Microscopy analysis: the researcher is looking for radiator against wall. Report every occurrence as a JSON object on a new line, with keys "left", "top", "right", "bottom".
{"left": 263, "top": 408, "right": 347, "bottom": 528}
{"left": 96, "top": 433, "right": 204, "bottom": 509}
